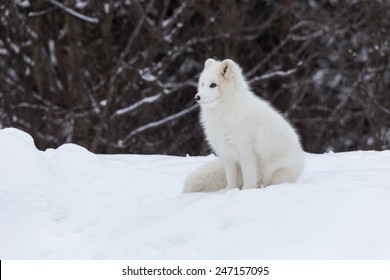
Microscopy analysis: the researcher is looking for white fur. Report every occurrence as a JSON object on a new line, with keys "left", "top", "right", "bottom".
{"left": 183, "top": 58, "right": 304, "bottom": 192}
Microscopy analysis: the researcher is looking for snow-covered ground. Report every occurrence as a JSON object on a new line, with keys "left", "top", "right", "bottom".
{"left": 1, "top": 127, "right": 390, "bottom": 259}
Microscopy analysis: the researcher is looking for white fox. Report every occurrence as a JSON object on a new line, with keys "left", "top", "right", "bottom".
{"left": 183, "top": 58, "right": 304, "bottom": 192}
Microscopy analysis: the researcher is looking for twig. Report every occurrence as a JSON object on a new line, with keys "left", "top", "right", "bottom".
{"left": 249, "top": 68, "right": 298, "bottom": 84}
{"left": 48, "top": 0, "right": 98, "bottom": 24}
{"left": 120, "top": 104, "right": 199, "bottom": 146}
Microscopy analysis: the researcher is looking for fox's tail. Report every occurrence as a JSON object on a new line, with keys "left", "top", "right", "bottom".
{"left": 183, "top": 159, "right": 227, "bottom": 192}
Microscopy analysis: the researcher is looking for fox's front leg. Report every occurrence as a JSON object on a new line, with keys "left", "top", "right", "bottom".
{"left": 239, "top": 146, "right": 260, "bottom": 189}
{"left": 222, "top": 158, "right": 241, "bottom": 190}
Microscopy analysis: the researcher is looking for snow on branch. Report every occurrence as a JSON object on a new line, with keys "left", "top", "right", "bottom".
{"left": 249, "top": 68, "right": 298, "bottom": 84}
{"left": 162, "top": 2, "right": 187, "bottom": 28}
{"left": 48, "top": 0, "right": 98, "bottom": 24}
{"left": 111, "top": 93, "right": 162, "bottom": 119}
{"left": 111, "top": 79, "right": 197, "bottom": 120}
{"left": 120, "top": 104, "right": 198, "bottom": 146}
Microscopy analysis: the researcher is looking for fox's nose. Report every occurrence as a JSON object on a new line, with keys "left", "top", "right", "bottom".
{"left": 194, "top": 95, "right": 201, "bottom": 102}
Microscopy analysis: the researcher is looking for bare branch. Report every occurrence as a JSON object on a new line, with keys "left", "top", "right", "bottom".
{"left": 120, "top": 104, "right": 199, "bottom": 146}
{"left": 111, "top": 93, "right": 162, "bottom": 119}
{"left": 48, "top": 0, "right": 98, "bottom": 24}
{"left": 249, "top": 68, "right": 298, "bottom": 84}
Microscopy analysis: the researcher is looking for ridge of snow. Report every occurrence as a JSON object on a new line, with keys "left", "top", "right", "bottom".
{"left": 1, "top": 128, "right": 390, "bottom": 259}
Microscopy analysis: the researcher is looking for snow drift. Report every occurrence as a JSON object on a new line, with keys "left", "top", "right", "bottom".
{"left": 1, "top": 128, "right": 390, "bottom": 259}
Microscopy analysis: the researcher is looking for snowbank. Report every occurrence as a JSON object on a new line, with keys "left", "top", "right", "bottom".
{"left": 1, "top": 128, "right": 389, "bottom": 259}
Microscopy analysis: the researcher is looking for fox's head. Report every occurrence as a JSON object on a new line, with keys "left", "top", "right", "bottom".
{"left": 194, "top": 58, "right": 241, "bottom": 108}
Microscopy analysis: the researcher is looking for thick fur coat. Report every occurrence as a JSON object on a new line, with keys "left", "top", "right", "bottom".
{"left": 183, "top": 58, "right": 304, "bottom": 192}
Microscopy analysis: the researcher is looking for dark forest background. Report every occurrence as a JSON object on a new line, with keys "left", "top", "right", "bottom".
{"left": 1, "top": 0, "right": 389, "bottom": 155}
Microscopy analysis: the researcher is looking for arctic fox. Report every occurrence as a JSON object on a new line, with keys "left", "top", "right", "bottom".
{"left": 183, "top": 58, "right": 304, "bottom": 192}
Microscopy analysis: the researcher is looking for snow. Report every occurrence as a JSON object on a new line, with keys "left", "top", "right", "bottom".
{"left": 103, "top": 3, "right": 110, "bottom": 14}
{"left": 48, "top": 40, "right": 57, "bottom": 66}
{"left": 138, "top": 68, "right": 158, "bottom": 82}
{"left": 1, "top": 127, "right": 390, "bottom": 260}
{"left": 75, "top": 0, "right": 88, "bottom": 10}
{"left": 15, "top": 0, "right": 31, "bottom": 8}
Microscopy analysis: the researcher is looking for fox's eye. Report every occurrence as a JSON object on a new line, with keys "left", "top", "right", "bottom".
{"left": 210, "top": 83, "right": 217, "bottom": 88}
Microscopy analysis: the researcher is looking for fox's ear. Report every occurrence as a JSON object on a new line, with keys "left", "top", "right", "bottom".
{"left": 220, "top": 59, "right": 234, "bottom": 80}
{"left": 204, "top": 58, "right": 215, "bottom": 69}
